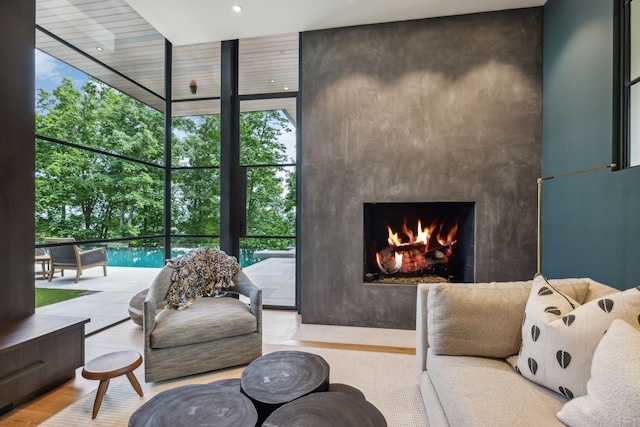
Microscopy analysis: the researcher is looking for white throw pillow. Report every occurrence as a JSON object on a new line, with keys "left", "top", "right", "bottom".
{"left": 556, "top": 319, "right": 640, "bottom": 427}
{"left": 513, "top": 275, "right": 640, "bottom": 398}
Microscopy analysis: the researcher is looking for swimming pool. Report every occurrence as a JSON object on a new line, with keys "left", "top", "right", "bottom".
{"left": 105, "top": 247, "right": 260, "bottom": 268}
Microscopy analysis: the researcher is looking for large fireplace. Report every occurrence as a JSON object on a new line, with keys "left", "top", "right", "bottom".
{"left": 364, "top": 202, "right": 475, "bottom": 284}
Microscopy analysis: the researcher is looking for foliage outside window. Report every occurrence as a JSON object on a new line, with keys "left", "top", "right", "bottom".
{"left": 36, "top": 56, "right": 296, "bottom": 256}
{"left": 240, "top": 109, "right": 296, "bottom": 250}
{"left": 170, "top": 110, "right": 295, "bottom": 247}
{"left": 36, "top": 76, "right": 165, "bottom": 242}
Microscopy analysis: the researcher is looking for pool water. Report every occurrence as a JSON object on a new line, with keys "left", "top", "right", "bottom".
{"left": 105, "top": 247, "right": 260, "bottom": 269}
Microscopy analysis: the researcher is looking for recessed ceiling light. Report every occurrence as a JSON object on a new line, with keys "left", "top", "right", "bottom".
{"left": 283, "top": 87, "right": 289, "bottom": 91}
{"left": 95, "top": 47, "right": 104, "bottom": 51}
{"left": 270, "top": 79, "right": 276, "bottom": 83}
{"left": 232, "top": 5, "right": 242, "bottom": 13}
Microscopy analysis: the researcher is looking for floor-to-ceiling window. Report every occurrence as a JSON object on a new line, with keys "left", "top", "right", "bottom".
{"left": 34, "top": 0, "right": 299, "bottom": 309}
{"left": 170, "top": 42, "right": 223, "bottom": 255}
{"left": 35, "top": 11, "right": 168, "bottom": 262}
{"left": 237, "top": 35, "right": 298, "bottom": 308}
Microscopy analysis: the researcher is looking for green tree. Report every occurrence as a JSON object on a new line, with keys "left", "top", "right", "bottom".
{"left": 171, "top": 115, "right": 222, "bottom": 236}
{"left": 241, "top": 111, "right": 295, "bottom": 249}
{"left": 36, "top": 76, "right": 296, "bottom": 251}
{"left": 36, "top": 78, "right": 164, "bottom": 241}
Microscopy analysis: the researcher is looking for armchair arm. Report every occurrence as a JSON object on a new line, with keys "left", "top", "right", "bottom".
{"left": 143, "top": 291, "right": 157, "bottom": 338}
{"left": 79, "top": 247, "right": 106, "bottom": 265}
{"left": 234, "top": 270, "right": 263, "bottom": 334}
{"left": 143, "top": 266, "right": 174, "bottom": 339}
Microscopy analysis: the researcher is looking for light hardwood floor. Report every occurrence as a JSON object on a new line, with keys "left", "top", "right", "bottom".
{"left": 0, "top": 309, "right": 415, "bottom": 426}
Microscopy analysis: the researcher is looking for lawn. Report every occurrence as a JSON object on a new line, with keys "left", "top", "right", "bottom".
{"left": 35, "top": 288, "right": 93, "bottom": 308}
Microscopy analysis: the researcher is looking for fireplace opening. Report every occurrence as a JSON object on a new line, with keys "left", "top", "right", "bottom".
{"left": 364, "top": 202, "right": 475, "bottom": 284}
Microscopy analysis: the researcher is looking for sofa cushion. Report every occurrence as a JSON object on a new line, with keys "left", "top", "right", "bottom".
{"left": 557, "top": 319, "right": 640, "bottom": 427}
{"left": 426, "top": 349, "right": 567, "bottom": 427}
{"left": 150, "top": 297, "right": 257, "bottom": 349}
{"left": 427, "top": 279, "right": 591, "bottom": 358}
{"left": 514, "top": 275, "right": 640, "bottom": 398}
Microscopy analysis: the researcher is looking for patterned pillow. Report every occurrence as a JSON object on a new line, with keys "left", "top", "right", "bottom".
{"left": 513, "top": 274, "right": 640, "bottom": 398}
{"left": 556, "top": 319, "right": 640, "bottom": 426}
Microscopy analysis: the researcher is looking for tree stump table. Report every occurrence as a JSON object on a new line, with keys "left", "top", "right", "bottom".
{"left": 262, "top": 391, "right": 387, "bottom": 426}
{"left": 328, "top": 382, "right": 366, "bottom": 400}
{"left": 82, "top": 351, "right": 144, "bottom": 419}
{"left": 128, "top": 379, "right": 257, "bottom": 427}
{"left": 240, "top": 350, "right": 330, "bottom": 424}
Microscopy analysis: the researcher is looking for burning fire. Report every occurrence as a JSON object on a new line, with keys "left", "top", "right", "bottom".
{"left": 376, "top": 218, "right": 458, "bottom": 275}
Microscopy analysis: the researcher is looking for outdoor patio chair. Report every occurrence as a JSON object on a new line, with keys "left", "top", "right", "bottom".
{"left": 45, "top": 237, "right": 107, "bottom": 283}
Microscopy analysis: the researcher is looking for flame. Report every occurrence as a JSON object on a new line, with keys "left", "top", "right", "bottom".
{"left": 377, "top": 217, "right": 458, "bottom": 275}
{"left": 387, "top": 225, "right": 403, "bottom": 247}
{"left": 415, "top": 219, "right": 431, "bottom": 245}
{"left": 388, "top": 219, "right": 435, "bottom": 248}
{"left": 437, "top": 221, "right": 458, "bottom": 247}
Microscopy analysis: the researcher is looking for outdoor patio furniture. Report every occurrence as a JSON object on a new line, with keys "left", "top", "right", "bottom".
{"left": 34, "top": 248, "right": 50, "bottom": 279}
{"left": 45, "top": 237, "right": 107, "bottom": 283}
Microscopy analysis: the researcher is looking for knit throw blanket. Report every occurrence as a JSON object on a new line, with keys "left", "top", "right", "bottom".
{"left": 165, "top": 247, "right": 241, "bottom": 310}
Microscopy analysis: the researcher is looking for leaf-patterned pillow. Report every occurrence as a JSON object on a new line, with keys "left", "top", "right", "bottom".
{"left": 513, "top": 274, "right": 640, "bottom": 398}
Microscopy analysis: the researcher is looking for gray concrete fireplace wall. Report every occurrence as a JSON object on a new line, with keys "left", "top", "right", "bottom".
{"left": 299, "top": 8, "right": 543, "bottom": 329}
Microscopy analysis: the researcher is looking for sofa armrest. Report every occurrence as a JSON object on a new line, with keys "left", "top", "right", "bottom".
{"left": 416, "top": 283, "right": 431, "bottom": 380}
{"left": 234, "top": 270, "right": 263, "bottom": 334}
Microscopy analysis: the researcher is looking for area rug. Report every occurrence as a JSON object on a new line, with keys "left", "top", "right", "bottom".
{"left": 40, "top": 344, "right": 428, "bottom": 426}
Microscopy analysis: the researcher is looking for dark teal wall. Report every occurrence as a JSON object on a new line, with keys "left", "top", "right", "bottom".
{"left": 543, "top": 0, "right": 640, "bottom": 289}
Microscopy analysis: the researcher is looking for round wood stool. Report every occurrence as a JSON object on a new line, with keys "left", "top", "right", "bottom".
{"left": 82, "top": 350, "right": 143, "bottom": 418}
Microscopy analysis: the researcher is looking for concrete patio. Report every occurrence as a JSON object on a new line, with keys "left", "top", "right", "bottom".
{"left": 35, "top": 258, "right": 296, "bottom": 335}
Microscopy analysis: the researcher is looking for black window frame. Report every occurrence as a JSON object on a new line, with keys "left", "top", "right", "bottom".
{"left": 614, "top": 0, "right": 638, "bottom": 169}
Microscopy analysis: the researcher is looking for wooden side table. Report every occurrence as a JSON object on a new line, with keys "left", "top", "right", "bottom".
{"left": 34, "top": 254, "right": 50, "bottom": 279}
{"left": 82, "top": 351, "right": 143, "bottom": 419}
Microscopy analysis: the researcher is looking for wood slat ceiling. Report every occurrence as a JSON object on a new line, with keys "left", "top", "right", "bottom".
{"left": 35, "top": 0, "right": 298, "bottom": 118}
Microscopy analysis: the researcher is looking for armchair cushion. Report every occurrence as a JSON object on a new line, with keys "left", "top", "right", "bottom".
{"left": 150, "top": 296, "right": 258, "bottom": 349}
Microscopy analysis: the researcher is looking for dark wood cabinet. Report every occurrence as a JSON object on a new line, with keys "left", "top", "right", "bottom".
{"left": 0, "top": 315, "right": 89, "bottom": 414}
{"left": 0, "top": 0, "right": 89, "bottom": 416}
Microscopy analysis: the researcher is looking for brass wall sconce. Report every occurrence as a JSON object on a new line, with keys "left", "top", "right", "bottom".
{"left": 189, "top": 80, "right": 197, "bottom": 95}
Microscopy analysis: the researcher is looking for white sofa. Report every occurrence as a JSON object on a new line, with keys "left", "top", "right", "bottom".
{"left": 416, "top": 278, "right": 619, "bottom": 427}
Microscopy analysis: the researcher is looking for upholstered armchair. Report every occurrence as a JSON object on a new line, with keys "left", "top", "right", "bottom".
{"left": 143, "top": 265, "right": 262, "bottom": 382}
{"left": 45, "top": 237, "right": 107, "bottom": 283}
